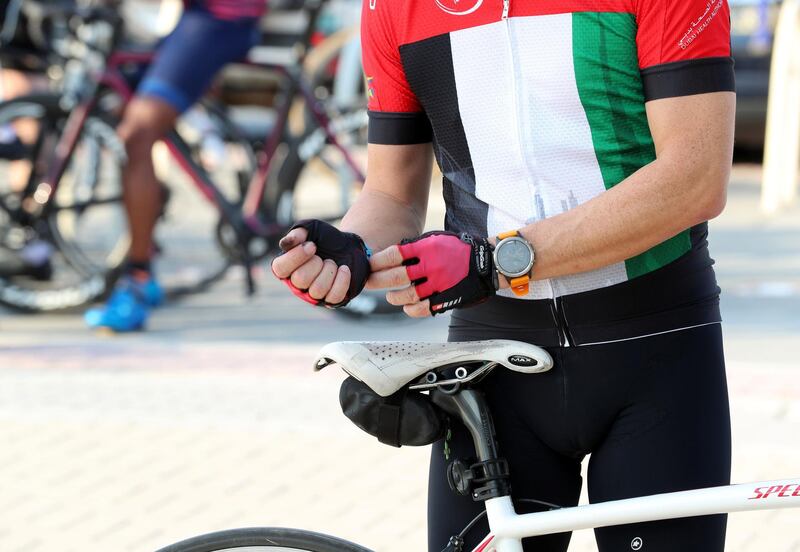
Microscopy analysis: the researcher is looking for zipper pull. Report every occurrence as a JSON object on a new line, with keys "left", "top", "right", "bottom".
{"left": 502, "top": 0, "right": 509, "bottom": 19}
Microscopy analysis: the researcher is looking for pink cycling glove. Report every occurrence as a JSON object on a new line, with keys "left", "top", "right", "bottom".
{"left": 398, "top": 231, "right": 496, "bottom": 314}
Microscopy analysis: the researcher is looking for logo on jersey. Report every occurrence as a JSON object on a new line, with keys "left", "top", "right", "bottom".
{"left": 369, "top": 0, "right": 377, "bottom": 10}
{"left": 366, "top": 76, "right": 376, "bottom": 102}
{"left": 678, "top": 0, "right": 723, "bottom": 49}
{"left": 435, "top": 0, "right": 483, "bottom": 16}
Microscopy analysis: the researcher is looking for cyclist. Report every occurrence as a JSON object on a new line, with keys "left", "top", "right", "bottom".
{"left": 272, "top": 0, "right": 736, "bottom": 550}
{"left": 84, "top": 0, "right": 266, "bottom": 332}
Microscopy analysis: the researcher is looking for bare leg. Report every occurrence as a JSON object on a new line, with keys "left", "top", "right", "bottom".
{"left": 116, "top": 97, "right": 179, "bottom": 265}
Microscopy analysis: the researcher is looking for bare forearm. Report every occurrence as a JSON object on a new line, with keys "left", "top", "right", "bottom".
{"left": 519, "top": 154, "right": 729, "bottom": 281}
{"left": 340, "top": 187, "right": 427, "bottom": 251}
{"left": 339, "top": 143, "right": 433, "bottom": 251}
{"left": 513, "top": 92, "right": 734, "bottom": 282}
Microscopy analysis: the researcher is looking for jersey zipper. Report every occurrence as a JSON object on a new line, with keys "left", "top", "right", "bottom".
{"left": 501, "top": 0, "right": 569, "bottom": 347}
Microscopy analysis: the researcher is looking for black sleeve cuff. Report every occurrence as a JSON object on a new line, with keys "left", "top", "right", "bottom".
{"left": 641, "top": 57, "right": 735, "bottom": 101}
{"left": 367, "top": 111, "right": 433, "bottom": 145}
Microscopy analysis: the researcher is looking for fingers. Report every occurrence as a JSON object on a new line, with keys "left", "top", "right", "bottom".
{"left": 290, "top": 255, "right": 324, "bottom": 290}
{"left": 366, "top": 266, "right": 411, "bottom": 290}
{"left": 386, "top": 285, "right": 429, "bottom": 319}
{"left": 403, "top": 300, "right": 431, "bottom": 318}
{"left": 308, "top": 259, "right": 338, "bottom": 300}
{"left": 272, "top": 241, "right": 316, "bottom": 279}
{"left": 385, "top": 285, "right": 420, "bottom": 306}
{"left": 325, "top": 265, "right": 351, "bottom": 305}
{"left": 278, "top": 227, "right": 309, "bottom": 251}
{"left": 369, "top": 245, "right": 404, "bottom": 272}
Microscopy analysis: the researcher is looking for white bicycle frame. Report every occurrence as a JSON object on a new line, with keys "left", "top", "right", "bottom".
{"left": 473, "top": 479, "right": 800, "bottom": 552}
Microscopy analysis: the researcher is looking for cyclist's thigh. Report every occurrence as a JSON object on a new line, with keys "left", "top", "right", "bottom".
{"left": 136, "top": 7, "right": 259, "bottom": 114}
{"left": 428, "top": 371, "right": 582, "bottom": 552}
{"left": 588, "top": 323, "right": 731, "bottom": 552}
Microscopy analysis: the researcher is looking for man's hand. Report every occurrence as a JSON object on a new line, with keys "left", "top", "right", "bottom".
{"left": 367, "top": 231, "right": 496, "bottom": 317}
{"left": 271, "top": 220, "right": 370, "bottom": 307}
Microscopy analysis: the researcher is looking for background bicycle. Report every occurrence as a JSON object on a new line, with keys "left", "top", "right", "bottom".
{"left": 0, "top": 0, "right": 368, "bottom": 312}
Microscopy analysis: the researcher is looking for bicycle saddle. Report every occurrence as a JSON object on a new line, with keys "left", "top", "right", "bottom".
{"left": 314, "top": 340, "right": 553, "bottom": 397}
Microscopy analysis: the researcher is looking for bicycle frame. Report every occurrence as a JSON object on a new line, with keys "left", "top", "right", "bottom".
{"left": 427, "top": 383, "right": 800, "bottom": 552}
{"left": 77, "top": 49, "right": 364, "bottom": 235}
{"left": 31, "top": 0, "right": 365, "bottom": 243}
{"left": 474, "top": 479, "right": 800, "bottom": 551}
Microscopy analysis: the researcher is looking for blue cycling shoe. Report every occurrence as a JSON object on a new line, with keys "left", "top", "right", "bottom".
{"left": 84, "top": 274, "right": 164, "bottom": 332}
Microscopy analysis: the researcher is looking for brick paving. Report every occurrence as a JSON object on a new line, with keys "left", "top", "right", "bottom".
{"left": 0, "top": 166, "right": 798, "bottom": 551}
{"left": 0, "top": 337, "right": 798, "bottom": 552}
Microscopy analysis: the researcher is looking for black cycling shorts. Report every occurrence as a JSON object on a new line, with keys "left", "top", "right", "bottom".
{"left": 428, "top": 322, "right": 731, "bottom": 552}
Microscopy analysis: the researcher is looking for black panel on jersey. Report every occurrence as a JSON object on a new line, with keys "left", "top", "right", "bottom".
{"left": 367, "top": 111, "right": 433, "bottom": 145}
{"left": 400, "top": 34, "right": 488, "bottom": 238}
{"left": 641, "top": 57, "right": 735, "bottom": 101}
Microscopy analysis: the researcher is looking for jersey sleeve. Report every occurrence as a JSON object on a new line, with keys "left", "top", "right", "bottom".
{"left": 361, "top": 0, "right": 433, "bottom": 144}
{"left": 635, "top": 0, "right": 735, "bottom": 101}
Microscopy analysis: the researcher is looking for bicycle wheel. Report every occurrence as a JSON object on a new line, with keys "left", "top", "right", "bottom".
{"left": 263, "top": 32, "right": 368, "bottom": 228}
{"left": 155, "top": 527, "right": 374, "bottom": 552}
{"left": 0, "top": 93, "right": 127, "bottom": 311}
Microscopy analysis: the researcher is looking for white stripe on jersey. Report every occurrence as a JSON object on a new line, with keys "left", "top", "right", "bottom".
{"left": 450, "top": 14, "right": 628, "bottom": 299}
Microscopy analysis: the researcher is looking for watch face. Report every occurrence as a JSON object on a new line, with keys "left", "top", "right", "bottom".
{"left": 496, "top": 238, "right": 533, "bottom": 277}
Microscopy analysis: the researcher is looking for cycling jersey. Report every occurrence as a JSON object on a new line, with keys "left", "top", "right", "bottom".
{"left": 361, "top": 0, "right": 735, "bottom": 301}
{"left": 186, "top": 0, "right": 266, "bottom": 20}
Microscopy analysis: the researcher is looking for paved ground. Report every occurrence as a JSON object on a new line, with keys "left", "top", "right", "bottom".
{"left": 0, "top": 164, "right": 798, "bottom": 552}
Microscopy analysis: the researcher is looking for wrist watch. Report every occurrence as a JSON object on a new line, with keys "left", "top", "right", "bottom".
{"left": 493, "top": 230, "right": 535, "bottom": 297}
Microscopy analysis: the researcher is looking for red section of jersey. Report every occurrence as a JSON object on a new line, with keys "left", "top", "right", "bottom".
{"left": 361, "top": 0, "right": 424, "bottom": 112}
{"left": 371, "top": 0, "right": 633, "bottom": 51}
{"left": 362, "top": 0, "right": 732, "bottom": 113}
{"left": 505, "top": 0, "right": 631, "bottom": 18}
{"left": 636, "top": 0, "right": 731, "bottom": 69}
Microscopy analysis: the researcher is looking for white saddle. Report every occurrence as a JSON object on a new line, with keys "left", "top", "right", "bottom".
{"left": 314, "top": 340, "right": 553, "bottom": 397}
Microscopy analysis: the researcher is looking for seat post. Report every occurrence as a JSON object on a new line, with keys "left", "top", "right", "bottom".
{"left": 433, "top": 389, "right": 500, "bottom": 462}
{"left": 432, "top": 388, "right": 512, "bottom": 501}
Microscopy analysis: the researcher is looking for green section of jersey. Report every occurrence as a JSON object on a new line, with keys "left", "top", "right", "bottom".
{"left": 571, "top": 12, "right": 691, "bottom": 279}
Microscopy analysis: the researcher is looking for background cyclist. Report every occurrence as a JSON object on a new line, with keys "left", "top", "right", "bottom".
{"left": 84, "top": 0, "right": 266, "bottom": 332}
{"left": 272, "top": 0, "right": 736, "bottom": 550}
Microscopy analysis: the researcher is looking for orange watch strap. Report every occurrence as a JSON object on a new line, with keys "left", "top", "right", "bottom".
{"left": 509, "top": 275, "right": 530, "bottom": 296}
{"left": 496, "top": 229, "right": 519, "bottom": 240}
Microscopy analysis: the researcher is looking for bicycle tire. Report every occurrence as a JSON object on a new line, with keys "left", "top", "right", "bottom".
{"left": 155, "top": 527, "right": 374, "bottom": 552}
{"left": 0, "top": 93, "right": 127, "bottom": 312}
